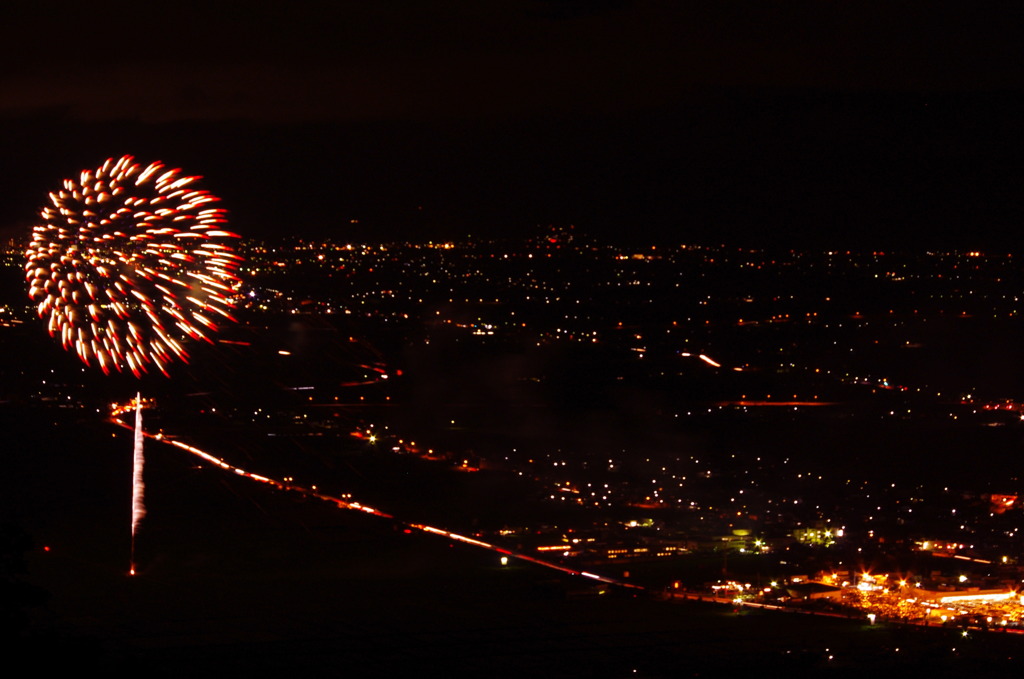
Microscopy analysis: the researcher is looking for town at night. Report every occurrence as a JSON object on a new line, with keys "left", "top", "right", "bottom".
{"left": 6, "top": 230, "right": 1024, "bottom": 676}
{"left": 3, "top": 2, "right": 1024, "bottom": 677}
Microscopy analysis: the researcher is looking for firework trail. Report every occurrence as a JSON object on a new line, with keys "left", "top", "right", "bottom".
{"left": 25, "top": 155, "right": 243, "bottom": 376}
{"left": 130, "top": 393, "right": 145, "bottom": 576}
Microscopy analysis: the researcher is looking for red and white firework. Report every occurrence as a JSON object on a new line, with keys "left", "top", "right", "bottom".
{"left": 25, "top": 155, "right": 242, "bottom": 376}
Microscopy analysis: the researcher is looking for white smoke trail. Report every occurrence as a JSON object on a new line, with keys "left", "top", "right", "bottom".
{"left": 130, "top": 392, "right": 145, "bottom": 575}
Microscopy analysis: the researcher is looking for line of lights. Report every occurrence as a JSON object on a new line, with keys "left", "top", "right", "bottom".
{"left": 109, "top": 401, "right": 642, "bottom": 590}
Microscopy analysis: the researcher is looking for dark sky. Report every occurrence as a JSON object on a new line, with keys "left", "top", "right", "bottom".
{"left": 2, "top": 1, "right": 1022, "bottom": 249}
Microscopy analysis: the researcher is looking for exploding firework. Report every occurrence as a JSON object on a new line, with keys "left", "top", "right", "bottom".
{"left": 25, "top": 155, "right": 242, "bottom": 376}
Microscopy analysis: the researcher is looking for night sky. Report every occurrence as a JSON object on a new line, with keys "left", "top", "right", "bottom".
{"left": 2, "top": 1, "right": 1022, "bottom": 249}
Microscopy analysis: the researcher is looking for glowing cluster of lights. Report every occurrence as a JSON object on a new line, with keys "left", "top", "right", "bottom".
{"left": 25, "top": 156, "right": 242, "bottom": 376}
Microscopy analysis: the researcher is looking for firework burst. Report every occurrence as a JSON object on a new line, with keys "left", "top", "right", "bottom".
{"left": 25, "top": 155, "right": 242, "bottom": 376}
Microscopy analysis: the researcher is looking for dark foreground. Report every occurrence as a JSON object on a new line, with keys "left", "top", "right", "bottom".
{"left": 2, "top": 406, "right": 1023, "bottom": 678}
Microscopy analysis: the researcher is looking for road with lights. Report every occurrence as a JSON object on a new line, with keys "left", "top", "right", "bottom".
{"left": 110, "top": 399, "right": 642, "bottom": 591}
